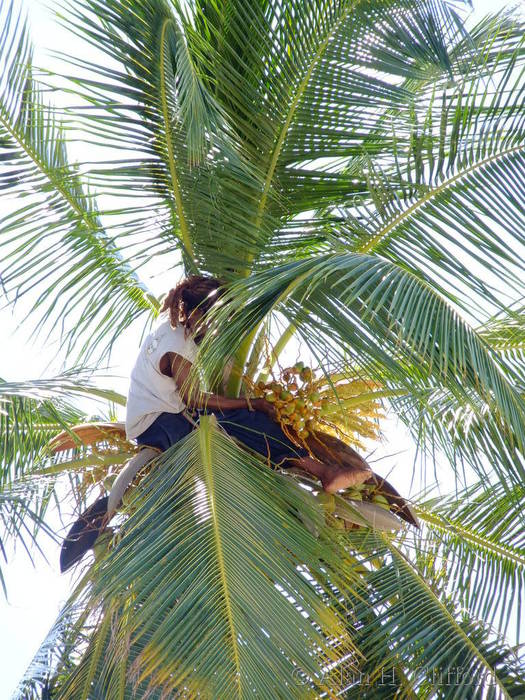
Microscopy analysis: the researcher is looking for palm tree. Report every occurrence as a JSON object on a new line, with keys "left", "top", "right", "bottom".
{"left": 1, "top": 0, "right": 525, "bottom": 696}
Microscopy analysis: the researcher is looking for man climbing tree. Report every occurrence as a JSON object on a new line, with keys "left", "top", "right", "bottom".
{"left": 127, "top": 275, "right": 372, "bottom": 493}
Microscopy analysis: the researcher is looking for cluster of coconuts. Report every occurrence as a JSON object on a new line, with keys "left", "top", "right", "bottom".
{"left": 253, "top": 362, "right": 330, "bottom": 440}
{"left": 345, "top": 482, "right": 390, "bottom": 508}
{"left": 318, "top": 483, "right": 390, "bottom": 511}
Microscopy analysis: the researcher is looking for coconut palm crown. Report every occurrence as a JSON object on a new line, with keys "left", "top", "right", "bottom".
{"left": 1, "top": 0, "right": 525, "bottom": 697}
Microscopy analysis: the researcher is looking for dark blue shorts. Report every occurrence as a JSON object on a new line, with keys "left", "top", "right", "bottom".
{"left": 135, "top": 409, "right": 308, "bottom": 466}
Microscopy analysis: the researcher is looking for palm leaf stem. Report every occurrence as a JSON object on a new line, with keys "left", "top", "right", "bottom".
{"left": 225, "top": 274, "right": 307, "bottom": 393}
{"left": 34, "top": 452, "right": 134, "bottom": 475}
{"left": 225, "top": 328, "right": 259, "bottom": 396}
{"left": 256, "top": 320, "right": 297, "bottom": 384}
{"left": 158, "top": 16, "right": 195, "bottom": 264}
{"left": 356, "top": 142, "right": 524, "bottom": 255}
{"left": 244, "top": 320, "right": 266, "bottom": 383}
{"left": 199, "top": 416, "right": 242, "bottom": 697}
{"left": 252, "top": 0, "right": 359, "bottom": 254}
{"left": 385, "top": 537, "right": 515, "bottom": 697}
{"left": 417, "top": 510, "right": 525, "bottom": 569}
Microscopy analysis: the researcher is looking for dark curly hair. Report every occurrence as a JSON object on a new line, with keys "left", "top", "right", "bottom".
{"left": 160, "top": 275, "right": 225, "bottom": 329}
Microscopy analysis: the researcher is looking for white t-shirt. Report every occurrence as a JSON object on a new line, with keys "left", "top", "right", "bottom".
{"left": 125, "top": 319, "right": 198, "bottom": 439}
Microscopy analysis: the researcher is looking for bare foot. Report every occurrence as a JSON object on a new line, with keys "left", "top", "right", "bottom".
{"left": 321, "top": 465, "right": 372, "bottom": 494}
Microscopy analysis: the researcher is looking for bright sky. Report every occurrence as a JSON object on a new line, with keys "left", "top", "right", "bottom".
{"left": 0, "top": 0, "right": 520, "bottom": 697}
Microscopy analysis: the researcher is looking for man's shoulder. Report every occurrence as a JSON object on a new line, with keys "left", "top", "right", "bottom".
{"left": 144, "top": 318, "right": 183, "bottom": 343}
{"left": 134, "top": 319, "right": 171, "bottom": 358}
{"left": 134, "top": 318, "right": 195, "bottom": 362}
{"left": 157, "top": 320, "right": 187, "bottom": 344}
{"left": 154, "top": 320, "right": 197, "bottom": 358}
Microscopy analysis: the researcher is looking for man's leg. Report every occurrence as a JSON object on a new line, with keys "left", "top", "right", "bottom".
{"left": 285, "top": 455, "right": 372, "bottom": 494}
{"left": 215, "top": 409, "right": 372, "bottom": 493}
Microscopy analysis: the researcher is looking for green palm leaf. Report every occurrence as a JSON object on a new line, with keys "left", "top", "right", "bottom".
{"left": 12, "top": 604, "right": 86, "bottom": 699}
{"left": 0, "top": 383, "right": 76, "bottom": 595}
{"left": 37, "top": 416, "right": 367, "bottom": 698}
{"left": 0, "top": 2, "right": 158, "bottom": 360}
{"left": 388, "top": 384, "right": 523, "bottom": 497}
{"left": 342, "top": 32, "right": 525, "bottom": 323}
{"left": 189, "top": 0, "right": 467, "bottom": 267}
{"left": 343, "top": 528, "right": 525, "bottom": 699}
{"left": 416, "top": 480, "right": 525, "bottom": 642}
{"left": 259, "top": 8, "right": 525, "bottom": 265}
{"left": 53, "top": 0, "right": 472, "bottom": 279}
{"left": 476, "top": 308, "right": 525, "bottom": 374}
{"left": 13, "top": 416, "right": 525, "bottom": 697}
{"left": 58, "top": 0, "right": 260, "bottom": 278}
{"left": 0, "top": 373, "right": 126, "bottom": 595}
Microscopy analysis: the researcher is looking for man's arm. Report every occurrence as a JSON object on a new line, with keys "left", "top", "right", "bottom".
{"left": 161, "top": 352, "right": 272, "bottom": 415}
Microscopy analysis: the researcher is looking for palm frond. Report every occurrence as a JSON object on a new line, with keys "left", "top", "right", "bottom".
{"left": 416, "top": 479, "right": 525, "bottom": 642}
{"left": 51, "top": 0, "right": 476, "bottom": 277}
{"left": 0, "top": 391, "right": 75, "bottom": 594}
{"left": 14, "top": 418, "right": 525, "bottom": 697}
{"left": 255, "top": 9, "right": 525, "bottom": 265}
{"left": 0, "top": 0, "right": 158, "bottom": 360}
{"left": 41, "top": 416, "right": 369, "bottom": 698}
{"left": 0, "top": 373, "right": 126, "bottom": 595}
{"left": 0, "top": 370, "right": 126, "bottom": 483}
{"left": 388, "top": 383, "right": 523, "bottom": 495}
{"left": 190, "top": 0, "right": 470, "bottom": 261}
{"left": 345, "top": 528, "right": 525, "bottom": 699}
{"left": 12, "top": 602, "right": 87, "bottom": 700}
{"left": 56, "top": 0, "right": 261, "bottom": 278}
{"left": 338, "top": 30, "right": 525, "bottom": 325}
{"left": 1, "top": 380, "right": 80, "bottom": 483}
{"left": 476, "top": 308, "right": 525, "bottom": 373}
